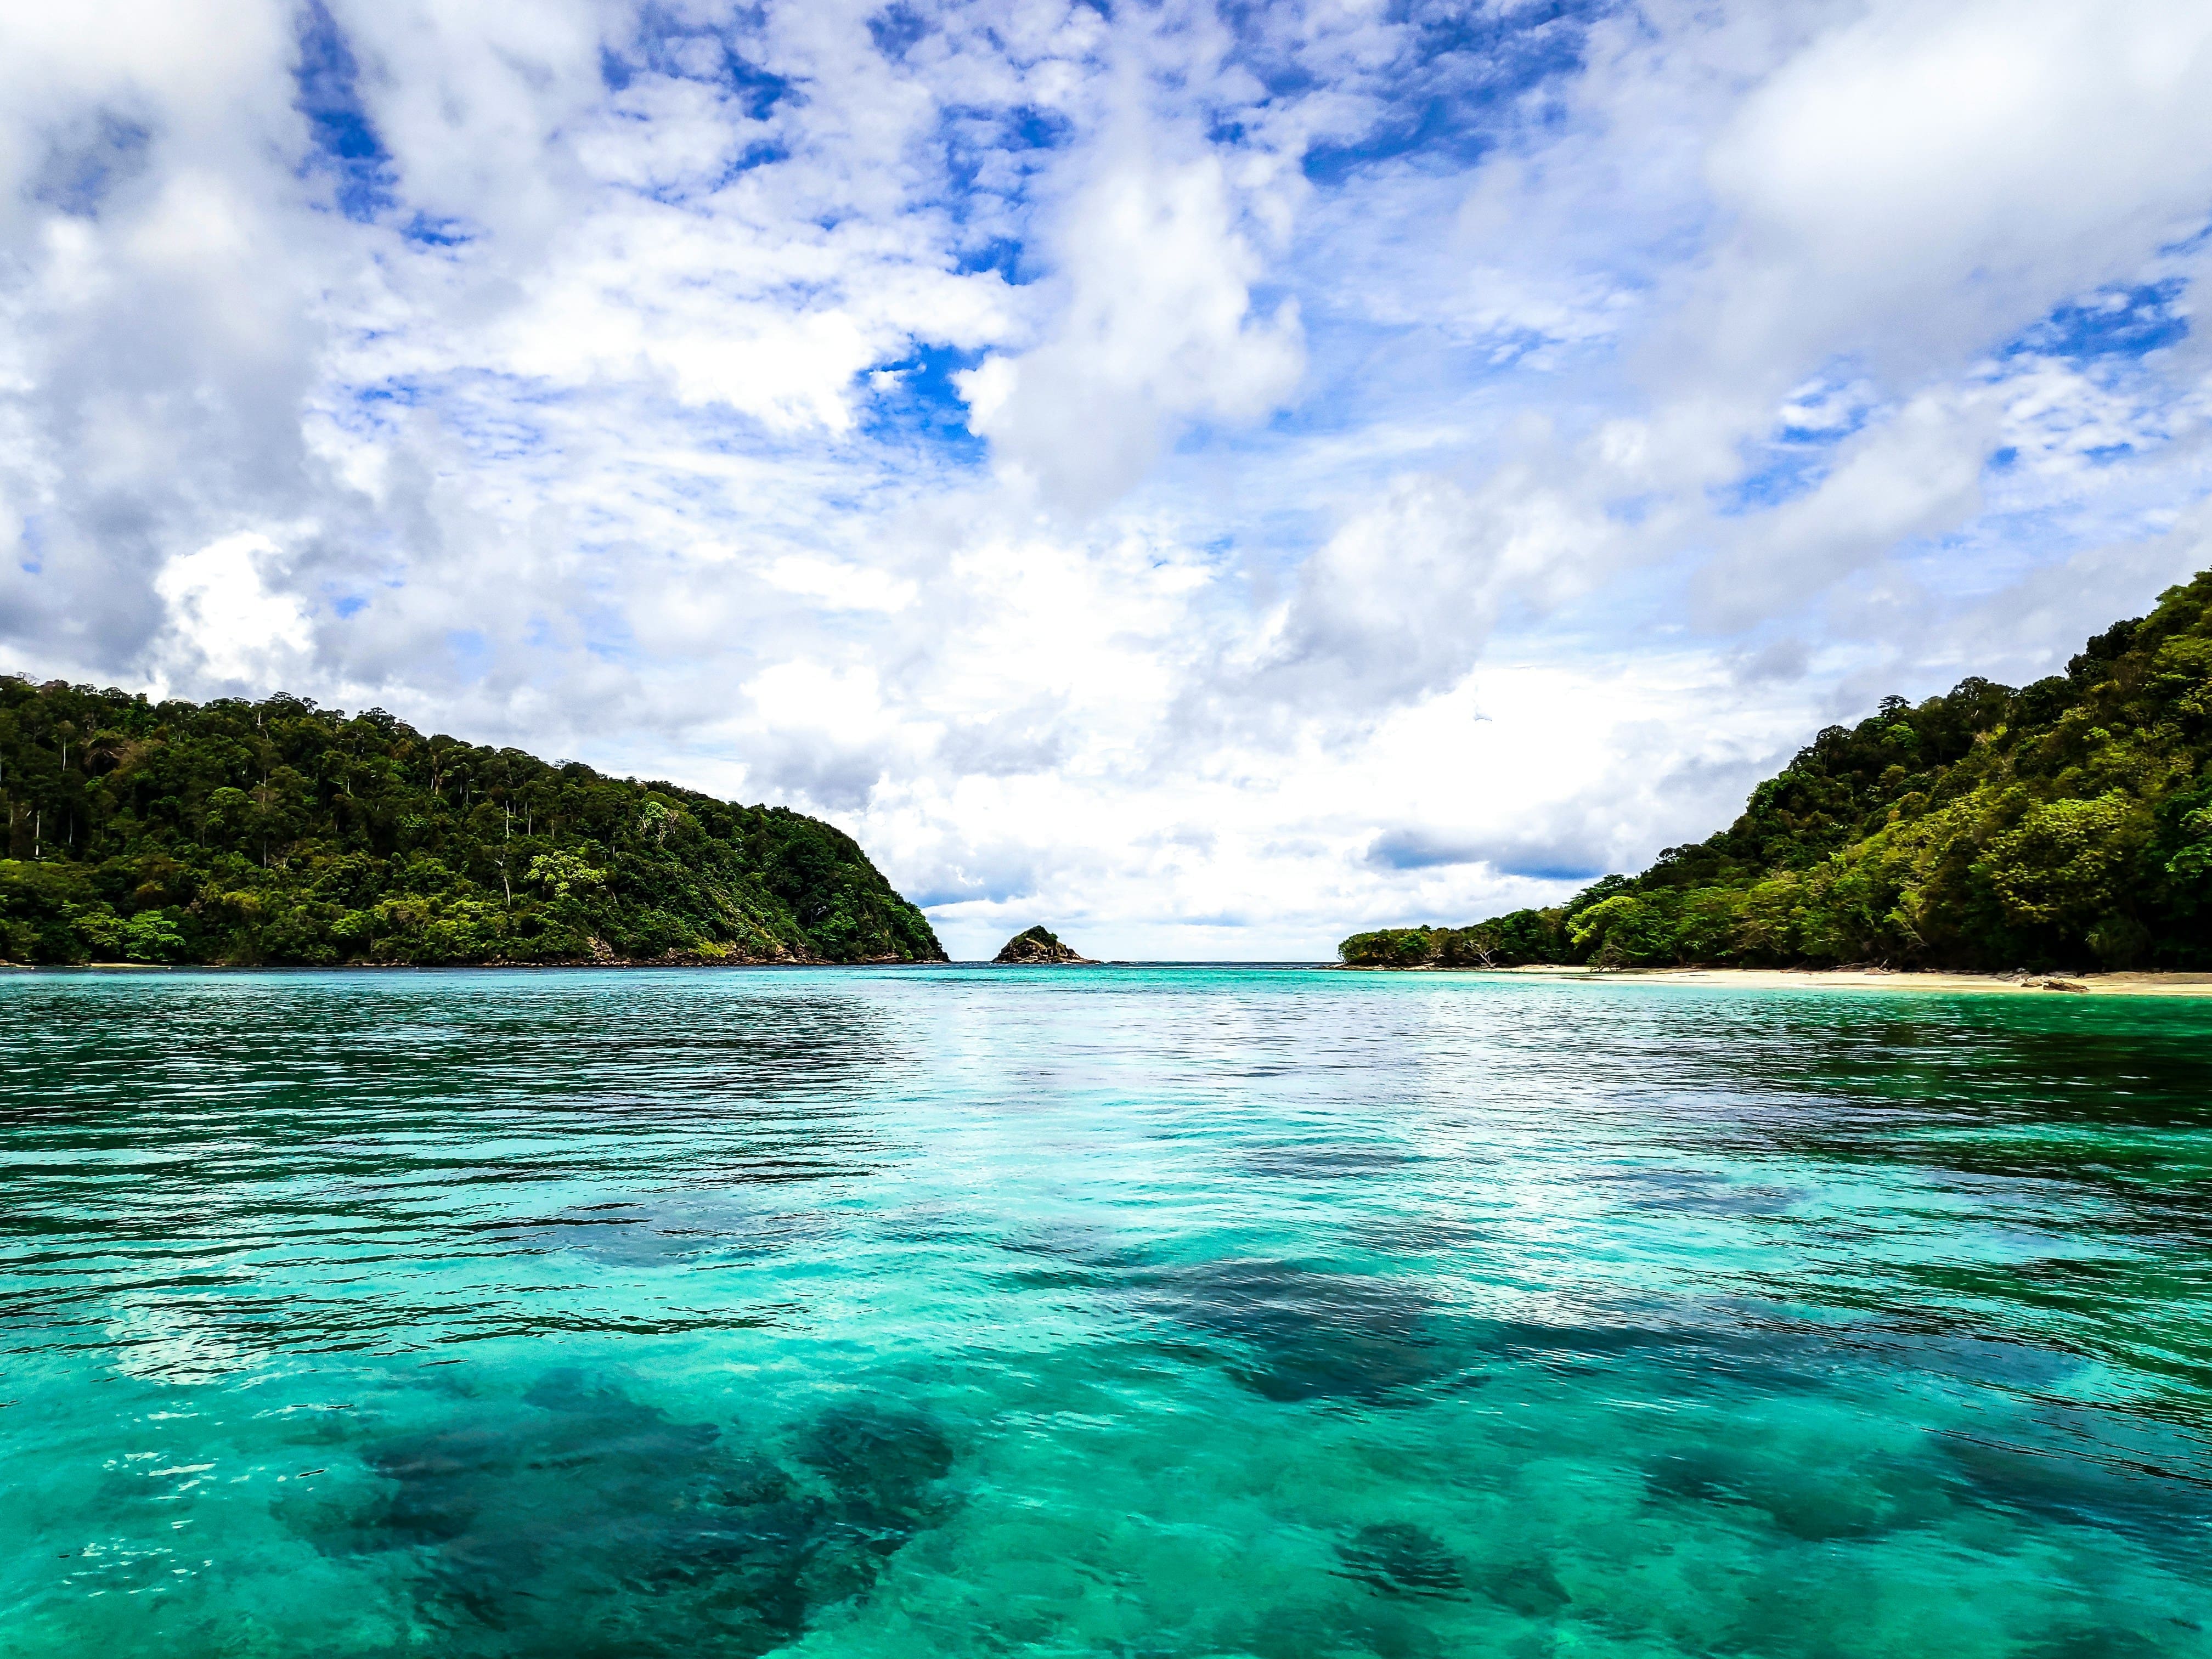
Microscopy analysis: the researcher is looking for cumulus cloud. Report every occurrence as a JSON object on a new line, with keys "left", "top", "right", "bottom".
{"left": 1696, "top": 390, "right": 2002, "bottom": 627}
{"left": 2, "top": 0, "right": 2209, "bottom": 957}
{"left": 1365, "top": 825, "right": 1611, "bottom": 882}
{"left": 152, "top": 531, "right": 314, "bottom": 687}
{"left": 1702, "top": 0, "right": 2212, "bottom": 376}
{"left": 958, "top": 135, "right": 1305, "bottom": 515}
{"left": 1234, "top": 455, "right": 1621, "bottom": 721}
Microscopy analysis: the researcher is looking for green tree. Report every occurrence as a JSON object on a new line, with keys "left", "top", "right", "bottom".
{"left": 1342, "top": 567, "right": 2212, "bottom": 972}
{"left": 0, "top": 679, "right": 945, "bottom": 967}
{"left": 528, "top": 850, "right": 607, "bottom": 899}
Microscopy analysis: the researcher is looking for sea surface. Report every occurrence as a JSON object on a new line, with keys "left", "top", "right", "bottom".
{"left": 2, "top": 966, "right": 2209, "bottom": 1658}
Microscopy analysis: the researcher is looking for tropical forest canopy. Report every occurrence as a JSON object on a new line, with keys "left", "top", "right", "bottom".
{"left": 0, "top": 680, "right": 944, "bottom": 967}
{"left": 1343, "top": 568, "right": 2212, "bottom": 973}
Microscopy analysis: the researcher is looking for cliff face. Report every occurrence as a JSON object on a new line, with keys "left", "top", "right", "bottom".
{"left": 1344, "top": 568, "right": 2212, "bottom": 973}
{"left": 0, "top": 679, "right": 947, "bottom": 967}
{"left": 992, "top": 926, "right": 1095, "bottom": 964}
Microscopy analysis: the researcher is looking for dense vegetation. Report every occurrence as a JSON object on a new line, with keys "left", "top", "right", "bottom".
{"left": 992, "top": 924, "right": 1094, "bottom": 964}
{"left": 0, "top": 679, "right": 945, "bottom": 966}
{"left": 1344, "top": 569, "right": 2212, "bottom": 973}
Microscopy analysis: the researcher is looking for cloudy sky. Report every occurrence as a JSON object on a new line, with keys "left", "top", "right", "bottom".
{"left": 3, "top": 0, "right": 2210, "bottom": 958}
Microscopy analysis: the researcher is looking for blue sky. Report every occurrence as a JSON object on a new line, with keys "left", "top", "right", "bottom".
{"left": 3, "top": 0, "right": 2210, "bottom": 957}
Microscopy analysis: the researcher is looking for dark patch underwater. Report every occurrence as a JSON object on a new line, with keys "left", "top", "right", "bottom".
{"left": 289, "top": 1375, "right": 957, "bottom": 1657}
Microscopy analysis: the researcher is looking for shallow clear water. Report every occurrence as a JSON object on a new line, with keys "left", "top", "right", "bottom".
{"left": 2, "top": 966, "right": 2209, "bottom": 1658}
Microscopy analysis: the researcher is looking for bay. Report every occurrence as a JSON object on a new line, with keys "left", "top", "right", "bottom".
{"left": 2, "top": 966, "right": 2208, "bottom": 1657}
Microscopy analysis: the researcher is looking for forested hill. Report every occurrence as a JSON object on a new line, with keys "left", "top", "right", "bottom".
{"left": 1343, "top": 568, "right": 2212, "bottom": 973}
{"left": 0, "top": 678, "right": 946, "bottom": 967}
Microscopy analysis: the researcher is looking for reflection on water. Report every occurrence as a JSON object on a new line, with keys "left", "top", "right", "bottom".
{"left": 1241, "top": 1140, "right": 1423, "bottom": 1181}
{"left": 2, "top": 966, "right": 2210, "bottom": 1657}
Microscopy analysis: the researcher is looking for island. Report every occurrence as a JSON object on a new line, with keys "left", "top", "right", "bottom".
{"left": 0, "top": 680, "right": 946, "bottom": 967}
{"left": 1343, "top": 567, "right": 2212, "bottom": 975}
{"left": 992, "top": 926, "right": 1096, "bottom": 964}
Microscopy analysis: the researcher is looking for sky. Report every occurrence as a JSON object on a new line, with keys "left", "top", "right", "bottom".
{"left": 3, "top": 0, "right": 2210, "bottom": 960}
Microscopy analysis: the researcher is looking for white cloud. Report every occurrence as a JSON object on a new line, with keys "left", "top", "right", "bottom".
{"left": 1234, "top": 458, "right": 1621, "bottom": 720}
{"left": 958, "top": 135, "right": 1306, "bottom": 515}
{"left": 764, "top": 554, "right": 917, "bottom": 612}
{"left": 152, "top": 531, "right": 314, "bottom": 686}
{"left": 1705, "top": 0, "right": 2212, "bottom": 371}
{"left": 4, "top": 0, "right": 2211, "bottom": 957}
{"left": 1696, "top": 390, "right": 2002, "bottom": 627}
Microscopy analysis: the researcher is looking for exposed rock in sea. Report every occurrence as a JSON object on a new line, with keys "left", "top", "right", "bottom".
{"left": 992, "top": 926, "right": 1096, "bottom": 964}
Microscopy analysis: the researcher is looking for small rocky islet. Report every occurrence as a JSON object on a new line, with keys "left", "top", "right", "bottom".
{"left": 991, "top": 925, "right": 1096, "bottom": 964}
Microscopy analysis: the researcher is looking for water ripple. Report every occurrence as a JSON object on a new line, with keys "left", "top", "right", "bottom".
{"left": 3, "top": 966, "right": 2210, "bottom": 1656}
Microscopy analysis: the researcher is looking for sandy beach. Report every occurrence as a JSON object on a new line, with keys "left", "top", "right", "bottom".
{"left": 1345, "top": 964, "right": 2212, "bottom": 998}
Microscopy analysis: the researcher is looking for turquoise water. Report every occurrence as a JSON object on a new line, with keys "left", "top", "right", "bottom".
{"left": 2, "top": 967, "right": 2209, "bottom": 1658}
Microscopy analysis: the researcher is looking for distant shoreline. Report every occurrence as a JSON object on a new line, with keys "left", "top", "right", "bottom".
{"left": 1337, "top": 964, "right": 2212, "bottom": 998}
{"left": 13, "top": 962, "right": 2210, "bottom": 996}
{"left": 0, "top": 957, "right": 952, "bottom": 973}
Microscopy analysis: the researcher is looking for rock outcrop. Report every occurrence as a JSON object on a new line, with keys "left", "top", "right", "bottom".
{"left": 992, "top": 925, "right": 1096, "bottom": 964}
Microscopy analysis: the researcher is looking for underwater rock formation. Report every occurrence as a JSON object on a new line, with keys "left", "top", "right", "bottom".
{"left": 1137, "top": 1257, "right": 1453, "bottom": 1403}
{"left": 1336, "top": 1522, "right": 1468, "bottom": 1599}
{"left": 301, "top": 1373, "right": 957, "bottom": 1656}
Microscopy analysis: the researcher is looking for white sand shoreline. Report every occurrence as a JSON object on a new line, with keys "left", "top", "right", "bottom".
{"left": 1341, "top": 964, "right": 2212, "bottom": 998}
